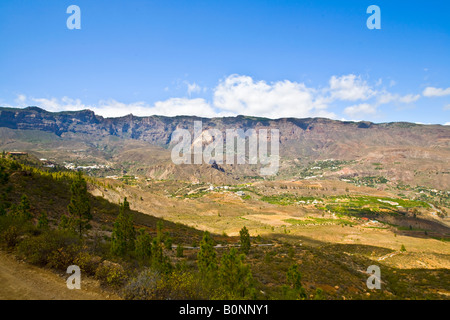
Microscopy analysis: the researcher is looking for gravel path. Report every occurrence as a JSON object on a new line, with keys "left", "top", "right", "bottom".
{"left": 0, "top": 250, "right": 119, "bottom": 300}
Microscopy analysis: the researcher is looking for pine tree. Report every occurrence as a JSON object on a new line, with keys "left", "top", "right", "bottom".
{"left": 110, "top": 197, "right": 136, "bottom": 256}
{"left": 164, "top": 237, "right": 173, "bottom": 251}
{"left": 135, "top": 228, "right": 152, "bottom": 263}
{"left": 286, "top": 264, "right": 302, "bottom": 291}
{"left": 197, "top": 231, "right": 217, "bottom": 276}
{"left": 286, "top": 264, "right": 306, "bottom": 299}
{"left": 156, "top": 220, "right": 164, "bottom": 242}
{"left": 37, "top": 212, "right": 49, "bottom": 230}
{"left": 0, "top": 203, "right": 5, "bottom": 217}
{"left": 58, "top": 214, "right": 72, "bottom": 232}
{"left": 218, "top": 248, "right": 254, "bottom": 298}
{"left": 67, "top": 172, "right": 91, "bottom": 237}
{"left": 151, "top": 237, "right": 164, "bottom": 265}
{"left": 150, "top": 235, "right": 172, "bottom": 273}
{"left": 17, "top": 194, "right": 32, "bottom": 220}
{"left": 239, "top": 226, "right": 251, "bottom": 254}
{"left": 0, "top": 164, "right": 9, "bottom": 184}
{"left": 0, "top": 192, "right": 7, "bottom": 217}
{"left": 176, "top": 245, "right": 184, "bottom": 258}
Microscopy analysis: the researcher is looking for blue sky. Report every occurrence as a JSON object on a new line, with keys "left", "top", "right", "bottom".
{"left": 0, "top": 0, "right": 449, "bottom": 124}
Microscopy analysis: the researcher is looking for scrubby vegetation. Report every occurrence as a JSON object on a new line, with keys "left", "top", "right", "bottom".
{"left": 0, "top": 156, "right": 448, "bottom": 300}
{"left": 0, "top": 157, "right": 300, "bottom": 299}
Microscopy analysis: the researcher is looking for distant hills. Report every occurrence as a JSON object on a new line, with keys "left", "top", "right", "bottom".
{"left": 1, "top": 106, "right": 449, "bottom": 189}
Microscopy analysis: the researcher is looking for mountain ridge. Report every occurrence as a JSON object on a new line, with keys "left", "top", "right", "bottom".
{"left": 1, "top": 106, "right": 446, "bottom": 140}
{"left": 1, "top": 106, "right": 449, "bottom": 189}
{"left": 2, "top": 105, "right": 446, "bottom": 126}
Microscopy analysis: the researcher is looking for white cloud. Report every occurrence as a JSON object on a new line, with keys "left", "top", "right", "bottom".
{"left": 329, "top": 74, "right": 375, "bottom": 101}
{"left": 186, "top": 82, "right": 202, "bottom": 96}
{"left": 398, "top": 94, "right": 420, "bottom": 103}
{"left": 414, "top": 122, "right": 432, "bottom": 125}
{"left": 15, "top": 94, "right": 27, "bottom": 104}
{"left": 151, "top": 98, "right": 216, "bottom": 117}
{"left": 83, "top": 98, "right": 216, "bottom": 118}
{"left": 8, "top": 74, "right": 431, "bottom": 120}
{"left": 344, "top": 103, "right": 377, "bottom": 117}
{"left": 443, "top": 104, "right": 450, "bottom": 111}
{"left": 213, "top": 74, "right": 335, "bottom": 119}
{"left": 90, "top": 100, "right": 150, "bottom": 117}
{"left": 423, "top": 87, "right": 450, "bottom": 97}
{"left": 444, "top": 122, "right": 450, "bottom": 126}
{"left": 12, "top": 95, "right": 216, "bottom": 118}
{"left": 378, "top": 93, "right": 420, "bottom": 104}
{"left": 377, "top": 92, "right": 395, "bottom": 104}
{"left": 31, "top": 97, "right": 86, "bottom": 112}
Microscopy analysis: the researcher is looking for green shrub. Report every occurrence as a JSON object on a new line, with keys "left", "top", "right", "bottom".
{"left": 2, "top": 226, "right": 19, "bottom": 248}
{"left": 264, "top": 250, "right": 276, "bottom": 263}
{"left": 0, "top": 214, "right": 30, "bottom": 234}
{"left": 95, "top": 261, "right": 128, "bottom": 288}
{"left": 122, "top": 269, "right": 210, "bottom": 300}
{"left": 159, "top": 270, "right": 211, "bottom": 300}
{"left": 122, "top": 269, "right": 161, "bottom": 300}
{"left": 314, "top": 288, "right": 324, "bottom": 300}
{"left": 74, "top": 251, "right": 101, "bottom": 275}
{"left": 47, "top": 245, "right": 80, "bottom": 270}
{"left": 16, "top": 230, "right": 78, "bottom": 266}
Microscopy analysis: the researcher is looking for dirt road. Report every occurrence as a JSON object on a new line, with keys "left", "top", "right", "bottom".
{"left": 0, "top": 250, "right": 119, "bottom": 300}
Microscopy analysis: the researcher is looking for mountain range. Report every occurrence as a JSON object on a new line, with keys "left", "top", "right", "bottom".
{"left": 0, "top": 106, "right": 449, "bottom": 189}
